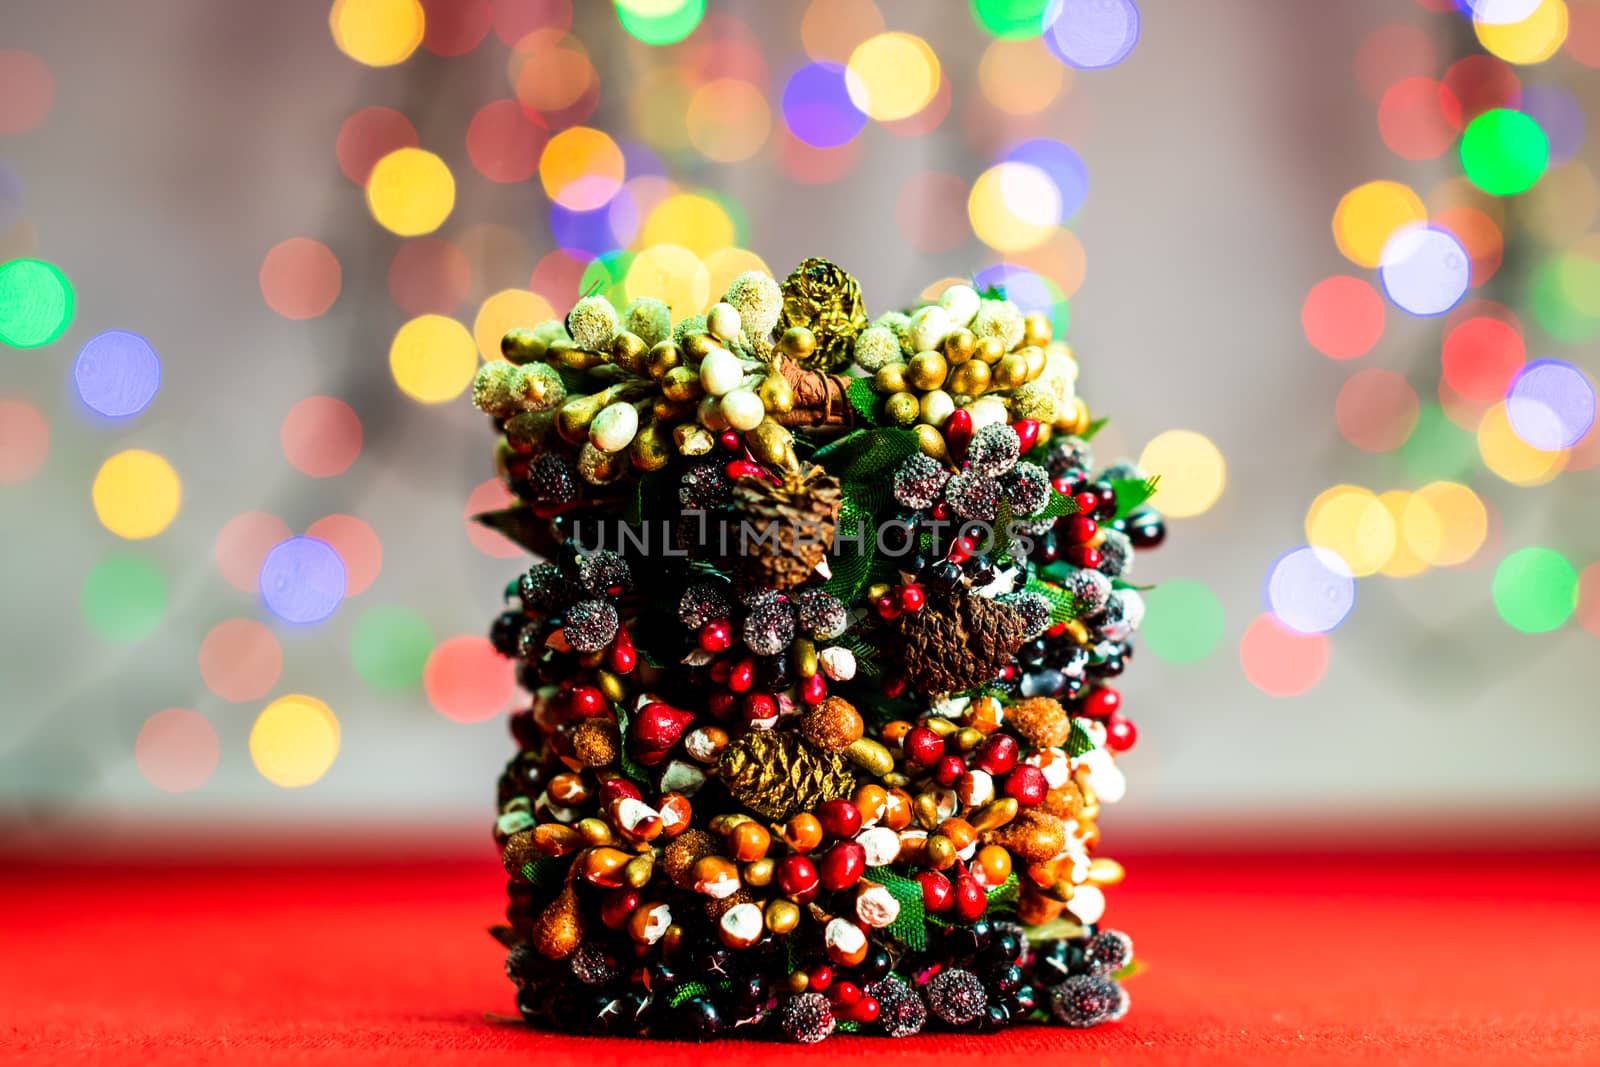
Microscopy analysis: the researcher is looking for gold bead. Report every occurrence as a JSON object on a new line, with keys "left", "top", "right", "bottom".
{"left": 915, "top": 424, "right": 949, "bottom": 462}
{"left": 610, "top": 330, "right": 649, "bottom": 375}
{"left": 944, "top": 328, "right": 977, "bottom": 365}
{"left": 1023, "top": 311, "right": 1053, "bottom": 348}
{"left": 683, "top": 332, "right": 720, "bottom": 361}
{"left": 954, "top": 727, "right": 985, "bottom": 752}
{"left": 628, "top": 422, "right": 673, "bottom": 472}
{"left": 994, "top": 354, "right": 1029, "bottom": 390}
{"left": 907, "top": 351, "right": 949, "bottom": 391}
{"left": 758, "top": 372, "right": 796, "bottom": 414}
{"left": 646, "top": 341, "right": 683, "bottom": 380}
{"left": 885, "top": 391, "right": 920, "bottom": 425}
{"left": 746, "top": 418, "right": 796, "bottom": 469}
{"left": 925, "top": 834, "right": 958, "bottom": 870}
{"left": 596, "top": 670, "right": 626, "bottom": 704}
{"left": 765, "top": 899, "right": 801, "bottom": 936}
{"left": 976, "top": 336, "right": 1007, "bottom": 364}
{"left": 1021, "top": 345, "right": 1048, "bottom": 381}
{"left": 661, "top": 365, "right": 703, "bottom": 402}
{"left": 947, "top": 359, "right": 991, "bottom": 397}
{"left": 793, "top": 637, "right": 818, "bottom": 679}
{"left": 744, "top": 857, "right": 775, "bottom": 887}
{"left": 779, "top": 326, "right": 816, "bottom": 360}
{"left": 873, "top": 362, "right": 909, "bottom": 395}
{"left": 501, "top": 327, "right": 546, "bottom": 365}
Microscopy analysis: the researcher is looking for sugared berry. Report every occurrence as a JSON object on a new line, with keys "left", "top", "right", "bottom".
{"left": 1049, "top": 975, "right": 1119, "bottom": 1028}
{"left": 869, "top": 977, "right": 927, "bottom": 1037}
{"left": 1083, "top": 929, "right": 1134, "bottom": 976}
{"left": 925, "top": 967, "right": 988, "bottom": 1026}
{"left": 778, "top": 992, "right": 835, "bottom": 1044}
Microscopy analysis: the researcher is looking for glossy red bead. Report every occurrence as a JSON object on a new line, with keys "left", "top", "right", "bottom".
{"left": 932, "top": 753, "right": 966, "bottom": 787}
{"left": 1011, "top": 419, "right": 1040, "bottom": 454}
{"left": 816, "top": 798, "right": 863, "bottom": 838}
{"left": 719, "top": 431, "right": 742, "bottom": 452}
{"left": 807, "top": 965, "right": 833, "bottom": 992}
{"left": 817, "top": 841, "right": 866, "bottom": 891}
{"left": 608, "top": 642, "right": 637, "bottom": 674}
{"left": 945, "top": 408, "right": 974, "bottom": 463}
{"left": 1063, "top": 515, "right": 1099, "bottom": 544}
{"left": 951, "top": 874, "right": 987, "bottom": 921}
{"left": 728, "top": 659, "right": 756, "bottom": 693}
{"left": 698, "top": 619, "right": 733, "bottom": 653}
{"left": 898, "top": 584, "right": 926, "bottom": 612}
{"left": 918, "top": 870, "right": 954, "bottom": 913}
{"left": 600, "top": 778, "right": 643, "bottom": 805}
{"left": 600, "top": 888, "right": 642, "bottom": 929}
{"left": 567, "top": 685, "right": 607, "bottom": 720}
{"left": 974, "top": 734, "right": 1019, "bottom": 776}
{"left": 849, "top": 996, "right": 880, "bottom": 1023}
{"left": 743, "top": 693, "right": 777, "bottom": 726}
{"left": 1066, "top": 546, "right": 1103, "bottom": 569}
{"left": 1106, "top": 716, "right": 1137, "bottom": 752}
{"left": 776, "top": 855, "right": 820, "bottom": 903}
{"left": 903, "top": 726, "right": 945, "bottom": 767}
{"left": 875, "top": 595, "right": 901, "bottom": 620}
{"left": 1072, "top": 491, "right": 1100, "bottom": 515}
{"left": 1003, "top": 764, "right": 1048, "bottom": 806}
{"left": 800, "top": 672, "right": 827, "bottom": 705}
{"left": 830, "top": 981, "right": 862, "bottom": 1007}
{"left": 1052, "top": 477, "right": 1075, "bottom": 496}
{"left": 881, "top": 675, "right": 908, "bottom": 699}
{"left": 707, "top": 689, "right": 736, "bottom": 720}
{"left": 1083, "top": 686, "right": 1121, "bottom": 720}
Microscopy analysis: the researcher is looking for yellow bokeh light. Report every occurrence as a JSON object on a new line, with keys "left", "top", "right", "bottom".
{"left": 978, "top": 38, "right": 1068, "bottom": 116}
{"left": 847, "top": 32, "right": 940, "bottom": 122}
{"left": 802, "top": 0, "right": 885, "bottom": 62}
{"left": 366, "top": 148, "right": 455, "bottom": 237}
{"left": 390, "top": 314, "right": 478, "bottom": 403}
{"left": 628, "top": 70, "right": 694, "bottom": 154}
{"left": 1305, "top": 485, "right": 1395, "bottom": 577}
{"left": 93, "top": 450, "right": 181, "bottom": 540}
{"left": 1475, "top": 0, "right": 1569, "bottom": 64}
{"left": 625, "top": 245, "right": 711, "bottom": 316}
{"left": 1406, "top": 481, "right": 1487, "bottom": 567}
{"left": 250, "top": 694, "right": 340, "bottom": 789}
{"left": 968, "top": 163, "right": 1061, "bottom": 253}
{"left": 686, "top": 79, "right": 772, "bottom": 164}
{"left": 1137, "top": 430, "right": 1226, "bottom": 519}
{"left": 640, "top": 194, "right": 735, "bottom": 260}
{"left": 329, "top": 0, "right": 424, "bottom": 67}
{"left": 539, "top": 127, "right": 625, "bottom": 212}
{"left": 1377, "top": 491, "right": 1430, "bottom": 578}
{"left": 1477, "top": 402, "right": 1567, "bottom": 485}
{"left": 474, "top": 289, "right": 555, "bottom": 363}
{"left": 703, "top": 248, "right": 771, "bottom": 304}
{"left": 1332, "top": 180, "right": 1426, "bottom": 269}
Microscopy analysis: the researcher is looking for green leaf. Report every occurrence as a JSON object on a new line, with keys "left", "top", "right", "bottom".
{"left": 1022, "top": 577, "right": 1079, "bottom": 623}
{"left": 1081, "top": 416, "right": 1110, "bottom": 441}
{"left": 1066, "top": 720, "right": 1095, "bottom": 758}
{"left": 609, "top": 703, "right": 654, "bottom": 787}
{"left": 866, "top": 865, "right": 929, "bottom": 951}
{"left": 519, "top": 857, "right": 569, "bottom": 887}
{"left": 472, "top": 506, "right": 559, "bottom": 558}
{"left": 844, "top": 377, "right": 885, "bottom": 427}
{"left": 1111, "top": 475, "right": 1160, "bottom": 520}
{"left": 985, "top": 872, "right": 1021, "bottom": 915}
{"left": 817, "top": 428, "right": 922, "bottom": 601}
{"left": 989, "top": 496, "right": 1014, "bottom": 560}
{"left": 1114, "top": 958, "right": 1144, "bottom": 981}
{"left": 1032, "top": 488, "right": 1080, "bottom": 522}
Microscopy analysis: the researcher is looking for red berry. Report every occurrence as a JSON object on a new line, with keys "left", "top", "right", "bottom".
{"left": 903, "top": 726, "right": 945, "bottom": 767}
{"left": 875, "top": 595, "right": 901, "bottom": 620}
{"left": 776, "top": 855, "right": 820, "bottom": 903}
{"left": 1066, "top": 546, "right": 1103, "bottom": 569}
{"left": 974, "top": 734, "right": 1019, "bottom": 776}
{"left": 1003, "top": 764, "right": 1048, "bottom": 806}
{"left": 946, "top": 542, "right": 970, "bottom": 564}
{"left": 708, "top": 659, "right": 731, "bottom": 684}
{"left": 1072, "top": 491, "right": 1100, "bottom": 515}
{"left": 945, "top": 408, "right": 974, "bottom": 463}
{"left": 881, "top": 675, "right": 908, "bottom": 699}
{"left": 1052, "top": 477, "right": 1075, "bottom": 496}
{"left": 898, "top": 584, "right": 926, "bottom": 612}
{"left": 830, "top": 981, "right": 862, "bottom": 1007}
{"left": 932, "top": 753, "right": 966, "bottom": 787}
{"left": 1046, "top": 622, "right": 1067, "bottom": 637}
{"left": 719, "top": 431, "right": 742, "bottom": 452}
{"left": 600, "top": 887, "right": 641, "bottom": 929}
{"left": 608, "top": 641, "right": 637, "bottom": 674}
{"left": 707, "top": 689, "right": 736, "bottom": 720}
{"left": 698, "top": 619, "right": 733, "bottom": 653}
{"left": 1012, "top": 419, "right": 1040, "bottom": 453}
{"left": 567, "top": 685, "right": 607, "bottom": 720}
{"left": 931, "top": 501, "right": 953, "bottom": 521}
{"left": 849, "top": 996, "right": 881, "bottom": 1023}
{"left": 1063, "top": 515, "right": 1099, "bottom": 544}
{"left": 1106, "top": 716, "right": 1137, "bottom": 752}
{"left": 1083, "top": 686, "right": 1121, "bottom": 720}
{"left": 728, "top": 658, "right": 756, "bottom": 693}
{"left": 807, "top": 964, "right": 833, "bottom": 992}
{"left": 600, "top": 778, "right": 642, "bottom": 805}
{"left": 743, "top": 693, "right": 778, "bottom": 727}
{"left": 816, "top": 798, "right": 863, "bottom": 838}
{"left": 817, "top": 841, "right": 866, "bottom": 891}
{"left": 801, "top": 672, "right": 827, "bottom": 705}
{"left": 630, "top": 702, "right": 695, "bottom": 753}
{"left": 725, "top": 459, "right": 765, "bottom": 481}
{"left": 951, "top": 874, "right": 987, "bottom": 922}
{"left": 918, "top": 870, "right": 954, "bottom": 913}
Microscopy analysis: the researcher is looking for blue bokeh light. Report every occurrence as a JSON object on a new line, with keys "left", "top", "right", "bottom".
{"left": 1044, "top": 0, "right": 1141, "bottom": 70}
{"left": 72, "top": 330, "right": 161, "bottom": 418}
{"left": 1379, "top": 226, "right": 1469, "bottom": 317}
{"left": 1266, "top": 546, "right": 1357, "bottom": 635}
{"left": 260, "top": 537, "right": 347, "bottom": 624}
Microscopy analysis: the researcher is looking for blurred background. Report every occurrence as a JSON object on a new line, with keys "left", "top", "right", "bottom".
{"left": 2, "top": 0, "right": 1597, "bottom": 849}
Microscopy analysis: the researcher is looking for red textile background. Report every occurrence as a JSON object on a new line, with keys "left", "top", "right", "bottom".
{"left": 4, "top": 844, "right": 1597, "bottom": 1065}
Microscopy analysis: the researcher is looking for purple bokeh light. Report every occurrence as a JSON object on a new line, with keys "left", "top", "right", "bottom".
{"left": 1003, "top": 138, "right": 1087, "bottom": 222}
{"left": 1044, "top": 0, "right": 1141, "bottom": 70}
{"left": 1506, "top": 359, "right": 1597, "bottom": 452}
{"left": 260, "top": 537, "right": 347, "bottom": 624}
{"left": 72, "top": 330, "right": 161, "bottom": 418}
{"left": 1266, "top": 547, "right": 1357, "bottom": 635}
{"left": 1379, "top": 226, "right": 1469, "bottom": 317}
{"left": 781, "top": 63, "right": 866, "bottom": 149}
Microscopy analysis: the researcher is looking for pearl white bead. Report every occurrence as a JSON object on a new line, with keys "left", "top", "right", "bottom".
{"left": 699, "top": 347, "right": 745, "bottom": 397}
{"left": 706, "top": 301, "right": 742, "bottom": 343}
{"left": 720, "top": 387, "right": 766, "bottom": 431}
{"left": 919, "top": 388, "right": 955, "bottom": 426}
{"left": 698, "top": 395, "right": 730, "bottom": 431}
{"left": 588, "top": 402, "right": 638, "bottom": 453}
{"left": 967, "top": 395, "right": 1009, "bottom": 430}
{"left": 908, "top": 305, "right": 952, "bottom": 353}
{"left": 938, "top": 283, "right": 980, "bottom": 328}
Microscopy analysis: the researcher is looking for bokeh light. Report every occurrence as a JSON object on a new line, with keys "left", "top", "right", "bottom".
{"left": 0, "top": 257, "right": 74, "bottom": 348}
{"left": 465, "top": 478, "right": 523, "bottom": 558}
{"left": 390, "top": 237, "right": 472, "bottom": 316}
{"left": 1442, "top": 314, "right": 1524, "bottom": 400}
{"left": 1505, "top": 359, "right": 1596, "bottom": 450}
{"left": 93, "top": 449, "right": 180, "bottom": 540}
{"left": 540, "top": 127, "right": 625, "bottom": 211}
{"left": 1266, "top": 547, "right": 1356, "bottom": 635}
{"left": 1405, "top": 481, "right": 1488, "bottom": 567}
{"left": 260, "top": 238, "right": 342, "bottom": 320}
{"left": 423, "top": 634, "right": 517, "bottom": 722}
{"left": 1433, "top": 205, "right": 1503, "bottom": 285}
{"left": 390, "top": 314, "right": 478, "bottom": 403}
{"left": 625, "top": 244, "right": 710, "bottom": 315}
{"left": 466, "top": 99, "right": 547, "bottom": 184}
{"left": 351, "top": 604, "right": 435, "bottom": 690}
{"left": 493, "top": 0, "right": 573, "bottom": 45}
{"left": 0, "top": 50, "right": 55, "bottom": 134}
{"left": 1302, "top": 275, "right": 1385, "bottom": 359}
{"left": 0, "top": 397, "right": 48, "bottom": 482}
{"left": 1378, "top": 78, "right": 1462, "bottom": 160}
{"left": 847, "top": 33, "right": 940, "bottom": 122}
{"left": 198, "top": 619, "right": 283, "bottom": 703}
{"left": 979, "top": 39, "right": 1067, "bottom": 115}
{"left": 1518, "top": 84, "right": 1584, "bottom": 163}
{"left": 81, "top": 552, "right": 167, "bottom": 643}
{"left": 968, "top": 162, "right": 1061, "bottom": 253}
{"left": 1376, "top": 490, "right": 1430, "bottom": 578}
{"left": 1475, "top": 0, "right": 1570, "bottom": 63}
{"left": 1240, "top": 614, "right": 1329, "bottom": 697}
{"left": 615, "top": 0, "right": 706, "bottom": 45}
{"left": 1354, "top": 25, "right": 1438, "bottom": 101}
{"left": 366, "top": 148, "right": 456, "bottom": 237}
{"left": 72, "top": 331, "right": 161, "bottom": 418}
{"left": 251, "top": 694, "right": 340, "bottom": 788}
{"left": 1442, "top": 55, "right": 1522, "bottom": 128}
{"left": 897, "top": 173, "right": 971, "bottom": 253}
{"left": 1460, "top": 109, "right": 1549, "bottom": 195}
{"left": 336, "top": 106, "right": 419, "bottom": 185}
{"left": 703, "top": 248, "right": 771, "bottom": 301}
{"left": 1004, "top": 139, "right": 1088, "bottom": 221}
{"left": 306, "top": 514, "right": 383, "bottom": 596}
{"left": 1493, "top": 546, "right": 1578, "bottom": 632}
{"left": 1379, "top": 225, "right": 1470, "bottom": 316}
{"left": 474, "top": 289, "right": 555, "bottom": 362}
{"left": 281, "top": 396, "right": 362, "bottom": 478}
{"left": 782, "top": 63, "right": 868, "bottom": 149}
{"left": 329, "top": 0, "right": 425, "bottom": 67}
{"left": 1333, "top": 180, "right": 1426, "bottom": 268}
{"left": 216, "top": 512, "right": 293, "bottom": 594}
{"left": 801, "top": 0, "right": 883, "bottom": 61}
{"left": 972, "top": 0, "right": 1051, "bottom": 39}
{"left": 1335, "top": 368, "right": 1418, "bottom": 452}
{"left": 1477, "top": 401, "right": 1567, "bottom": 483}
{"left": 259, "top": 536, "right": 346, "bottom": 624}
{"left": 135, "top": 709, "right": 218, "bottom": 794}
{"left": 686, "top": 78, "right": 772, "bottom": 163}
{"left": 1577, "top": 562, "right": 1600, "bottom": 638}
{"left": 1400, "top": 402, "right": 1480, "bottom": 483}
{"left": 420, "top": 0, "right": 491, "bottom": 56}
{"left": 1137, "top": 430, "right": 1226, "bottom": 518}
{"left": 510, "top": 30, "right": 596, "bottom": 125}
{"left": 1305, "top": 485, "right": 1394, "bottom": 577}
{"left": 1043, "top": 0, "right": 1141, "bottom": 69}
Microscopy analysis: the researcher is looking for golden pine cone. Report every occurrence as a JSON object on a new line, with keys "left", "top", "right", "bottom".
{"left": 718, "top": 729, "right": 856, "bottom": 821}
{"left": 775, "top": 258, "right": 867, "bottom": 372}
{"left": 896, "top": 590, "right": 1027, "bottom": 696}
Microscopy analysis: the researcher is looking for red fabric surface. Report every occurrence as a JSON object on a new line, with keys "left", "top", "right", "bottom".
{"left": 4, "top": 847, "right": 1597, "bottom": 1065}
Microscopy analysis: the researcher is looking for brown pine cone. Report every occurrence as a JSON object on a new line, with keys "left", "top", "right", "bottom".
{"left": 730, "top": 465, "right": 841, "bottom": 591}
{"left": 897, "top": 590, "right": 1027, "bottom": 696}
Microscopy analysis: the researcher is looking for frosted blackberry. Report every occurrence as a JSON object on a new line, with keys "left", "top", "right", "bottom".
{"left": 1049, "top": 975, "right": 1119, "bottom": 1028}
{"left": 925, "top": 967, "right": 988, "bottom": 1026}
{"left": 1044, "top": 435, "right": 1094, "bottom": 480}
{"left": 572, "top": 548, "right": 632, "bottom": 598}
{"left": 1096, "top": 527, "right": 1134, "bottom": 579}
{"left": 1000, "top": 461, "right": 1050, "bottom": 516}
{"left": 946, "top": 469, "right": 1001, "bottom": 522}
{"left": 742, "top": 594, "right": 796, "bottom": 656}
{"left": 570, "top": 942, "right": 621, "bottom": 986}
{"left": 524, "top": 453, "right": 580, "bottom": 507}
{"left": 795, "top": 588, "right": 848, "bottom": 639}
{"left": 678, "top": 581, "right": 733, "bottom": 628}
{"left": 519, "top": 563, "right": 572, "bottom": 614}
{"left": 893, "top": 452, "right": 950, "bottom": 509}
{"left": 1083, "top": 929, "right": 1134, "bottom": 976}
{"left": 966, "top": 422, "right": 1021, "bottom": 476}
{"left": 868, "top": 977, "right": 926, "bottom": 1037}
{"left": 1061, "top": 566, "right": 1112, "bottom": 616}
{"left": 1107, "top": 982, "right": 1131, "bottom": 1021}
{"left": 777, "top": 992, "right": 835, "bottom": 1044}
{"left": 679, "top": 461, "right": 733, "bottom": 510}
{"left": 564, "top": 599, "right": 620, "bottom": 653}
{"left": 1000, "top": 591, "right": 1052, "bottom": 639}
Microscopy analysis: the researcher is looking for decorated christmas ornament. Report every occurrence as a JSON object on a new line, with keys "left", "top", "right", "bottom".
{"left": 474, "top": 262, "right": 1161, "bottom": 1042}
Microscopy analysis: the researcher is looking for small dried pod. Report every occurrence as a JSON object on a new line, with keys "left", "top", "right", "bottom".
{"left": 765, "top": 898, "right": 801, "bottom": 935}
{"left": 857, "top": 825, "right": 900, "bottom": 867}
{"left": 718, "top": 901, "right": 765, "bottom": 949}
{"left": 580, "top": 847, "right": 633, "bottom": 888}
{"left": 657, "top": 793, "right": 693, "bottom": 839}
{"left": 683, "top": 725, "right": 730, "bottom": 765}
{"left": 843, "top": 737, "right": 894, "bottom": 777}
{"left": 855, "top": 881, "right": 901, "bottom": 928}
{"left": 610, "top": 797, "right": 664, "bottom": 843}
{"left": 524, "top": 822, "right": 582, "bottom": 860}
{"left": 925, "top": 834, "right": 958, "bottom": 870}
{"left": 1017, "top": 887, "right": 1067, "bottom": 926}
{"left": 626, "top": 901, "right": 673, "bottom": 946}
{"left": 691, "top": 855, "right": 742, "bottom": 899}
{"left": 624, "top": 851, "right": 655, "bottom": 889}
{"left": 953, "top": 727, "right": 985, "bottom": 753}
{"left": 970, "top": 797, "right": 1020, "bottom": 833}
{"left": 895, "top": 828, "right": 929, "bottom": 865}
{"left": 530, "top": 883, "right": 584, "bottom": 959}
{"left": 818, "top": 645, "right": 856, "bottom": 681}
{"left": 576, "top": 817, "right": 616, "bottom": 848}
{"left": 547, "top": 772, "right": 591, "bottom": 807}
{"left": 913, "top": 791, "right": 941, "bottom": 831}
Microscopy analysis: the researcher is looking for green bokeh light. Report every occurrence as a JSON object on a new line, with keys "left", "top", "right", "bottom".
{"left": 1139, "top": 578, "right": 1225, "bottom": 664}
{"left": 1528, "top": 255, "right": 1600, "bottom": 344}
{"left": 1492, "top": 547, "right": 1577, "bottom": 634}
{"left": 0, "top": 258, "right": 75, "bottom": 348}
{"left": 81, "top": 553, "right": 167, "bottom": 643}
{"left": 971, "top": 0, "right": 1051, "bottom": 39}
{"left": 1399, "top": 403, "right": 1478, "bottom": 484}
{"left": 615, "top": 0, "right": 705, "bottom": 46}
{"left": 351, "top": 604, "right": 436, "bottom": 690}
{"left": 579, "top": 250, "right": 633, "bottom": 307}
{"left": 1460, "top": 109, "right": 1548, "bottom": 197}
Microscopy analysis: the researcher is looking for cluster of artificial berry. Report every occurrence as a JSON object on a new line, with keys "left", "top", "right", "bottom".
{"left": 475, "top": 262, "right": 1162, "bottom": 1042}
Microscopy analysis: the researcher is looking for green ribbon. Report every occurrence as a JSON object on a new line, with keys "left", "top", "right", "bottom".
{"left": 1066, "top": 721, "right": 1094, "bottom": 758}
{"left": 1110, "top": 476, "right": 1159, "bottom": 520}
{"left": 866, "top": 865, "right": 929, "bottom": 951}
{"left": 816, "top": 428, "right": 920, "bottom": 600}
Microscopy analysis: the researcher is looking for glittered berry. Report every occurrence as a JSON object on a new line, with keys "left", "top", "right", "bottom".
{"left": 925, "top": 967, "right": 988, "bottom": 1026}
{"left": 868, "top": 977, "right": 926, "bottom": 1037}
{"left": 571, "top": 548, "right": 632, "bottom": 598}
{"left": 1096, "top": 527, "right": 1134, "bottom": 579}
{"left": 893, "top": 452, "right": 951, "bottom": 510}
{"left": 1044, "top": 436, "right": 1094, "bottom": 481}
{"left": 1083, "top": 686, "right": 1120, "bottom": 720}
{"left": 945, "top": 469, "right": 1000, "bottom": 522}
{"left": 1083, "top": 929, "right": 1134, "bottom": 976}
{"left": 966, "top": 422, "right": 1020, "bottom": 476}
{"left": 999, "top": 591, "right": 1051, "bottom": 639}
{"left": 679, "top": 460, "right": 733, "bottom": 510}
{"left": 795, "top": 588, "right": 848, "bottom": 639}
{"left": 563, "top": 599, "right": 619, "bottom": 653}
{"left": 1000, "top": 461, "right": 1051, "bottom": 516}
{"left": 1105, "top": 716, "right": 1137, "bottom": 752}
{"left": 903, "top": 726, "right": 945, "bottom": 767}
{"left": 490, "top": 610, "right": 524, "bottom": 657}
{"left": 524, "top": 453, "right": 580, "bottom": 507}
{"left": 569, "top": 942, "right": 621, "bottom": 986}
{"left": 519, "top": 563, "right": 572, "bottom": 613}
{"left": 742, "top": 595, "right": 796, "bottom": 657}
{"left": 778, "top": 992, "right": 835, "bottom": 1044}
{"left": 1050, "top": 975, "right": 1119, "bottom": 1028}
{"left": 1061, "top": 566, "right": 1113, "bottom": 617}
{"left": 679, "top": 581, "right": 734, "bottom": 629}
